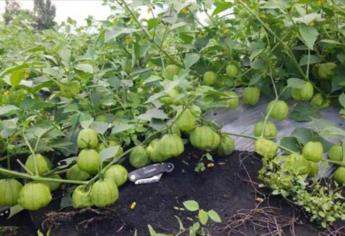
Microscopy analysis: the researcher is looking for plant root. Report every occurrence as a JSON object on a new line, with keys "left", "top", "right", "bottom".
{"left": 41, "top": 208, "right": 122, "bottom": 232}
{"left": 220, "top": 206, "right": 297, "bottom": 236}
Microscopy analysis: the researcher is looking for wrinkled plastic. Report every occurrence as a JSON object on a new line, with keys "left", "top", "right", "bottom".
{"left": 206, "top": 99, "right": 345, "bottom": 177}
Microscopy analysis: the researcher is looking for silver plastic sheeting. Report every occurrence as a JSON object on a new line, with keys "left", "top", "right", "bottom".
{"left": 205, "top": 100, "right": 345, "bottom": 177}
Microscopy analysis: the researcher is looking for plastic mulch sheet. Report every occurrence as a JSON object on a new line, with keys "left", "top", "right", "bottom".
{"left": 206, "top": 100, "right": 345, "bottom": 177}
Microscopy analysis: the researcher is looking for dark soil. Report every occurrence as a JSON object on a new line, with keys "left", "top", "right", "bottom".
{"left": 1, "top": 148, "right": 345, "bottom": 236}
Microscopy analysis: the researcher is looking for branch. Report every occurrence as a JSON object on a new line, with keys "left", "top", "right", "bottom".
{"left": 116, "top": 0, "right": 185, "bottom": 68}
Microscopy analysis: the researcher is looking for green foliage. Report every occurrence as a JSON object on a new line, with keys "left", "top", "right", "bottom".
{"left": 0, "top": 0, "right": 344, "bottom": 229}
{"left": 180, "top": 200, "right": 222, "bottom": 236}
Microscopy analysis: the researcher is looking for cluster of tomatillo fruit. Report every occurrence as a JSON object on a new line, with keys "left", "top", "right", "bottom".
{"left": 0, "top": 106, "right": 237, "bottom": 210}
{"left": 0, "top": 62, "right": 341, "bottom": 211}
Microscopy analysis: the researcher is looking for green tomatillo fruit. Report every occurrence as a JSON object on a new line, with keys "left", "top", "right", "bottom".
{"left": 163, "top": 65, "right": 180, "bottom": 80}
{"left": 59, "top": 81, "right": 81, "bottom": 98}
{"left": 157, "top": 134, "right": 184, "bottom": 160}
{"left": 18, "top": 183, "right": 52, "bottom": 211}
{"left": 308, "top": 161, "right": 319, "bottom": 177}
{"left": 72, "top": 185, "right": 93, "bottom": 209}
{"left": 254, "top": 121, "right": 277, "bottom": 140}
{"left": 104, "top": 164, "right": 128, "bottom": 187}
{"left": 66, "top": 164, "right": 91, "bottom": 181}
{"left": 159, "top": 88, "right": 181, "bottom": 105}
{"left": 217, "top": 134, "right": 235, "bottom": 156}
{"left": 190, "top": 126, "right": 220, "bottom": 151}
{"left": 328, "top": 144, "right": 343, "bottom": 162}
{"left": 129, "top": 145, "right": 151, "bottom": 168}
{"left": 225, "top": 91, "right": 239, "bottom": 109}
{"left": 190, "top": 105, "right": 202, "bottom": 117}
{"left": 317, "top": 62, "right": 336, "bottom": 79}
{"left": 147, "top": 139, "right": 164, "bottom": 162}
{"left": 90, "top": 179, "right": 119, "bottom": 207}
{"left": 334, "top": 167, "right": 345, "bottom": 186}
{"left": 77, "top": 149, "right": 100, "bottom": 174}
{"left": 291, "top": 81, "right": 314, "bottom": 101}
{"left": 302, "top": 141, "right": 324, "bottom": 162}
{"left": 25, "top": 154, "right": 52, "bottom": 175}
{"left": 266, "top": 100, "right": 289, "bottom": 120}
{"left": 310, "top": 93, "right": 330, "bottom": 109}
{"left": 0, "top": 179, "right": 23, "bottom": 207}
{"left": 255, "top": 138, "right": 278, "bottom": 159}
{"left": 226, "top": 64, "right": 239, "bottom": 77}
{"left": 77, "top": 128, "right": 99, "bottom": 149}
{"left": 203, "top": 71, "right": 217, "bottom": 85}
{"left": 243, "top": 86, "right": 260, "bottom": 106}
{"left": 176, "top": 108, "right": 197, "bottom": 132}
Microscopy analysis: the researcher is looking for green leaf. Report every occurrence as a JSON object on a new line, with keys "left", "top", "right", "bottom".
{"left": 293, "top": 13, "right": 322, "bottom": 25}
{"left": 58, "top": 47, "right": 71, "bottom": 65}
{"left": 0, "top": 118, "right": 18, "bottom": 138}
{"left": 8, "top": 205, "right": 24, "bottom": 219}
{"left": 320, "top": 39, "right": 342, "bottom": 45}
{"left": 299, "top": 54, "right": 322, "bottom": 66}
{"left": 339, "top": 93, "right": 345, "bottom": 108}
{"left": 198, "top": 210, "right": 209, "bottom": 225}
{"left": 261, "top": 0, "right": 288, "bottom": 9}
{"left": 75, "top": 63, "right": 94, "bottom": 74}
{"left": 289, "top": 105, "right": 320, "bottom": 122}
{"left": 0, "top": 105, "right": 20, "bottom": 116}
{"left": 311, "top": 118, "right": 345, "bottom": 138}
{"left": 105, "top": 27, "right": 139, "bottom": 42}
{"left": 60, "top": 188, "right": 73, "bottom": 209}
{"left": 299, "top": 25, "right": 319, "bottom": 49}
{"left": 280, "top": 137, "right": 301, "bottom": 153}
{"left": 90, "top": 122, "right": 109, "bottom": 135}
{"left": 79, "top": 113, "right": 94, "bottom": 129}
{"left": 145, "top": 91, "right": 165, "bottom": 104}
{"left": 138, "top": 108, "right": 168, "bottom": 121}
{"left": 212, "top": 2, "right": 232, "bottom": 16}
{"left": 208, "top": 210, "right": 222, "bottom": 223}
{"left": 189, "top": 222, "right": 200, "bottom": 236}
{"left": 0, "top": 63, "right": 29, "bottom": 78}
{"left": 147, "top": 225, "right": 172, "bottom": 236}
{"left": 287, "top": 78, "right": 306, "bottom": 89}
{"left": 111, "top": 124, "right": 134, "bottom": 134}
{"left": 147, "top": 18, "right": 160, "bottom": 30}
{"left": 100, "top": 146, "right": 120, "bottom": 162}
{"left": 291, "top": 128, "right": 317, "bottom": 144}
{"left": 148, "top": 225, "right": 157, "bottom": 236}
{"left": 170, "top": 22, "right": 187, "bottom": 30}
{"left": 183, "top": 200, "right": 199, "bottom": 212}
{"left": 332, "top": 72, "right": 345, "bottom": 92}
{"left": 144, "top": 75, "right": 162, "bottom": 85}
{"left": 10, "top": 68, "right": 28, "bottom": 87}
{"left": 183, "top": 53, "right": 200, "bottom": 68}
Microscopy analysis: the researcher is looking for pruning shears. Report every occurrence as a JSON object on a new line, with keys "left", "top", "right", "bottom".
{"left": 128, "top": 162, "right": 174, "bottom": 184}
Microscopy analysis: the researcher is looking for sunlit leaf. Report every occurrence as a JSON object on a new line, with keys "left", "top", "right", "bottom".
{"left": 299, "top": 25, "right": 319, "bottom": 49}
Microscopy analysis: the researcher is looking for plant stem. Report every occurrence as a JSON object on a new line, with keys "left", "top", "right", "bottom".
{"left": 223, "top": 131, "right": 257, "bottom": 140}
{"left": 116, "top": 0, "right": 184, "bottom": 68}
{"left": 237, "top": 0, "right": 307, "bottom": 80}
{"left": 322, "top": 159, "right": 345, "bottom": 167}
{"left": 223, "top": 131, "right": 298, "bottom": 154}
{"left": 22, "top": 132, "right": 38, "bottom": 175}
{"left": 0, "top": 167, "right": 88, "bottom": 185}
